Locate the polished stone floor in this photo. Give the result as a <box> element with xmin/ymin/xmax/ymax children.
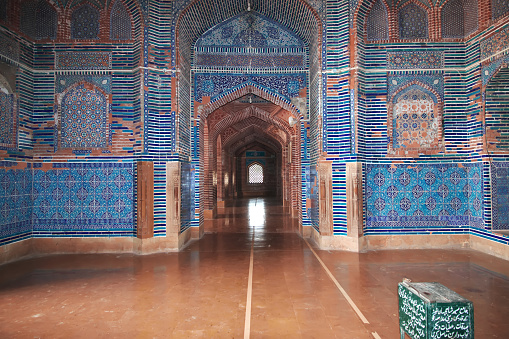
<box><xmin>1</xmin><ymin>197</ymin><xmax>509</xmax><ymax>338</ymax></box>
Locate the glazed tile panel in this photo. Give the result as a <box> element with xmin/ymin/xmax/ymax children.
<box><xmin>32</xmin><ymin>163</ymin><xmax>134</xmax><ymax>235</ymax></box>
<box><xmin>0</xmin><ymin>167</ymin><xmax>32</xmax><ymax>242</ymax></box>
<box><xmin>365</xmin><ymin>163</ymin><xmax>483</xmax><ymax>231</ymax></box>
<box><xmin>492</xmin><ymin>162</ymin><xmax>509</xmax><ymax>231</ymax></box>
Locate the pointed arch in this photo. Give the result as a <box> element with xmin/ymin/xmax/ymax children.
<box><xmin>398</xmin><ymin>2</ymin><xmax>429</xmax><ymax>39</ymax></box>
<box><xmin>199</xmin><ymin>83</ymin><xmax>302</xmax><ymax>121</ymax></box>
<box><xmin>366</xmin><ymin>0</ymin><xmax>390</xmax><ymax>41</ymax></box>
<box><xmin>59</xmin><ymin>82</ymin><xmax>109</xmax><ymax>149</ymax></box>
<box><xmin>71</xmin><ymin>3</ymin><xmax>100</xmax><ymax>39</ymax></box>
<box><xmin>110</xmin><ymin>0</ymin><xmax>132</xmax><ymax>40</ymax></box>
<box><xmin>441</xmin><ymin>0</ymin><xmax>464</xmax><ymax>38</ymax></box>
<box><xmin>388</xmin><ymin>82</ymin><xmax>443</xmax><ymax>155</ymax></box>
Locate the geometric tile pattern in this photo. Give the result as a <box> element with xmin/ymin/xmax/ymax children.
<box><xmin>0</xmin><ymin>33</ymin><xmax>19</xmax><ymax>62</ymax></box>
<box><xmin>20</xmin><ymin>1</ymin><xmax>38</xmax><ymax>39</ymax></box>
<box><xmin>366</xmin><ymin>0</ymin><xmax>389</xmax><ymax>41</ymax></box>
<box><xmin>392</xmin><ymin>88</ymin><xmax>439</xmax><ymax>150</ymax></box>
<box><xmin>491</xmin><ymin>162</ymin><xmax>509</xmax><ymax>230</ymax></box>
<box><xmin>492</xmin><ymin>0</ymin><xmax>509</xmax><ymax>21</ymax></box>
<box><xmin>20</xmin><ymin>0</ymin><xmax>57</xmax><ymax>40</ymax></box>
<box><xmin>463</xmin><ymin>0</ymin><xmax>478</xmax><ymax>37</ymax></box>
<box><xmin>180</xmin><ymin>162</ymin><xmax>196</xmax><ymax>231</ymax></box>
<box><xmin>398</xmin><ymin>3</ymin><xmax>428</xmax><ymax>39</ymax></box>
<box><xmin>56</xmin><ymin>75</ymin><xmax>111</xmax><ymax>94</ymax></box>
<box><xmin>366</xmin><ymin>163</ymin><xmax>483</xmax><ymax>229</ymax></box>
<box><xmin>194</xmin><ymin>73</ymin><xmax>307</xmax><ymax>103</ymax></box>
<box><xmin>387</xmin><ymin>51</ymin><xmax>444</xmax><ymax>69</ymax></box>
<box><xmin>60</xmin><ymin>84</ymin><xmax>108</xmax><ymax>149</ymax></box>
<box><xmin>480</xmin><ymin>26</ymin><xmax>509</xmax><ymax>60</ymax></box>
<box><xmin>56</xmin><ymin>52</ymin><xmax>112</xmax><ymax>70</ymax></box>
<box><xmin>35</xmin><ymin>0</ymin><xmax>58</xmax><ymax>40</ymax></box>
<box><xmin>0</xmin><ymin>90</ymin><xmax>15</xmax><ymax>147</ymax></box>
<box><xmin>110</xmin><ymin>0</ymin><xmax>132</xmax><ymax>40</ymax></box>
<box><xmin>441</xmin><ymin>0</ymin><xmax>464</xmax><ymax>39</ymax></box>
<box><xmin>195</xmin><ymin>11</ymin><xmax>306</xmax><ymax>68</ymax></box>
<box><xmin>71</xmin><ymin>4</ymin><xmax>99</xmax><ymax>39</ymax></box>
<box><xmin>0</xmin><ymin>167</ymin><xmax>32</xmax><ymax>242</ymax></box>
<box><xmin>32</xmin><ymin>163</ymin><xmax>134</xmax><ymax>232</ymax></box>
<box><xmin>387</xmin><ymin>73</ymin><xmax>444</xmax><ymax>101</ymax></box>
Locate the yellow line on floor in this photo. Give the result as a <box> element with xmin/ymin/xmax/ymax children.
<box><xmin>304</xmin><ymin>239</ymin><xmax>370</xmax><ymax>324</ymax></box>
<box><xmin>244</xmin><ymin>234</ymin><xmax>254</xmax><ymax>339</ymax></box>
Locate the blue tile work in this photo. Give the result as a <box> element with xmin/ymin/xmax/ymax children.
<box><xmin>491</xmin><ymin>162</ymin><xmax>509</xmax><ymax>230</ymax></box>
<box><xmin>398</xmin><ymin>3</ymin><xmax>428</xmax><ymax>39</ymax></box>
<box><xmin>194</xmin><ymin>73</ymin><xmax>307</xmax><ymax>103</ymax></box>
<box><xmin>0</xmin><ymin>164</ymin><xmax>33</xmax><ymax>245</ymax></box>
<box><xmin>56</xmin><ymin>52</ymin><xmax>112</xmax><ymax>70</ymax></box>
<box><xmin>365</xmin><ymin>163</ymin><xmax>483</xmax><ymax>234</ymax></box>
<box><xmin>387</xmin><ymin>51</ymin><xmax>444</xmax><ymax>69</ymax></box>
<box><xmin>332</xmin><ymin>161</ymin><xmax>347</xmax><ymax>235</ymax></box>
<box><xmin>194</xmin><ymin>11</ymin><xmax>306</xmax><ymax>68</ymax></box>
<box><xmin>153</xmin><ymin>162</ymin><xmax>167</xmax><ymax>237</ymax></box>
<box><xmin>32</xmin><ymin>163</ymin><xmax>135</xmax><ymax>237</ymax></box>
<box><xmin>71</xmin><ymin>4</ymin><xmax>100</xmax><ymax>40</ymax></box>
<box><xmin>307</xmin><ymin>165</ymin><xmax>319</xmax><ymax>231</ymax></box>
<box><xmin>0</xmin><ymin>89</ymin><xmax>17</xmax><ymax>149</ymax></box>
<box><xmin>60</xmin><ymin>84</ymin><xmax>109</xmax><ymax>149</ymax></box>
<box><xmin>492</xmin><ymin>0</ymin><xmax>509</xmax><ymax>21</ymax></box>
<box><xmin>181</xmin><ymin>161</ymin><xmax>196</xmax><ymax>232</ymax></box>
<box><xmin>480</xmin><ymin>25</ymin><xmax>509</xmax><ymax>61</ymax></box>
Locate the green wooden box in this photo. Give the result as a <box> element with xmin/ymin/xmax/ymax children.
<box><xmin>398</xmin><ymin>281</ymin><xmax>474</xmax><ymax>339</ymax></box>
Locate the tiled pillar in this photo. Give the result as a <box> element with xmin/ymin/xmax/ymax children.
<box><xmin>346</xmin><ymin>162</ymin><xmax>363</xmax><ymax>239</ymax></box>
<box><xmin>318</xmin><ymin>160</ymin><xmax>333</xmax><ymax>236</ymax></box>
<box><xmin>166</xmin><ymin>162</ymin><xmax>181</xmax><ymax>237</ymax></box>
<box><xmin>137</xmin><ymin>161</ymin><xmax>154</xmax><ymax>239</ymax></box>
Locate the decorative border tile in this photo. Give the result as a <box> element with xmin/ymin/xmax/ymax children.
<box><xmin>56</xmin><ymin>52</ymin><xmax>112</xmax><ymax>70</ymax></box>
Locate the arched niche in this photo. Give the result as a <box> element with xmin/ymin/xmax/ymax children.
<box><xmin>388</xmin><ymin>83</ymin><xmax>443</xmax><ymax>156</ymax></box>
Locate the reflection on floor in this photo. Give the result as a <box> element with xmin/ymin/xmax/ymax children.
<box><xmin>0</xmin><ymin>198</ymin><xmax>508</xmax><ymax>338</ymax></box>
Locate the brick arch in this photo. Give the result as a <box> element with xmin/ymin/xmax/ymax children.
<box><xmin>199</xmin><ymin>83</ymin><xmax>303</xmax><ymax>122</ymax></box>
<box><xmin>210</xmin><ymin>106</ymin><xmax>293</xmax><ymax>142</ymax></box>
<box><xmin>387</xmin><ymin>82</ymin><xmax>444</xmax><ymax>156</ymax></box>
<box><xmin>222</xmin><ymin>124</ymin><xmax>287</xmax><ymax>152</ymax></box>
<box><xmin>227</xmin><ymin>134</ymin><xmax>282</xmax><ymax>156</ymax></box>
<box><xmin>200</xmin><ymin>89</ymin><xmax>302</xmax><ymax>219</ymax></box>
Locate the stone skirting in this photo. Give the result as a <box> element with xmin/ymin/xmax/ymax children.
<box><xmin>310</xmin><ymin>227</ymin><xmax>509</xmax><ymax>261</ymax></box>
<box><xmin>2</xmin><ymin>229</ymin><xmax>509</xmax><ymax>266</ymax></box>
<box><xmin>0</xmin><ymin>228</ymin><xmax>193</xmax><ymax>266</ymax></box>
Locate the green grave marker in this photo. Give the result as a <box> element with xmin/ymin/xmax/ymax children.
<box><xmin>398</xmin><ymin>281</ymin><xmax>474</xmax><ymax>339</ymax></box>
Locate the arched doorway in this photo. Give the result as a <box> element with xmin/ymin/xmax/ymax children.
<box><xmin>199</xmin><ymin>88</ymin><xmax>302</xmax><ymax>225</ymax></box>
<box><xmin>175</xmin><ymin>1</ymin><xmax>323</xmax><ymax>236</ymax></box>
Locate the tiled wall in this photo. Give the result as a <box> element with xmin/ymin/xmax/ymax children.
<box><xmin>365</xmin><ymin>163</ymin><xmax>483</xmax><ymax>234</ymax></box>
<box><xmin>0</xmin><ymin>0</ymin><xmax>508</xmax><ymax>255</ymax></box>
<box><xmin>491</xmin><ymin>162</ymin><xmax>509</xmax><ymax>231</ymax></box>
<box><xmin>0</xmin><ymin>163</ymin><xmax>32</xmax><ymax>245</ymax></box>
<box><xmin>32</xmin><ymin>163</ymin><xmax>135</xmax><ymax>237</ymax></box>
